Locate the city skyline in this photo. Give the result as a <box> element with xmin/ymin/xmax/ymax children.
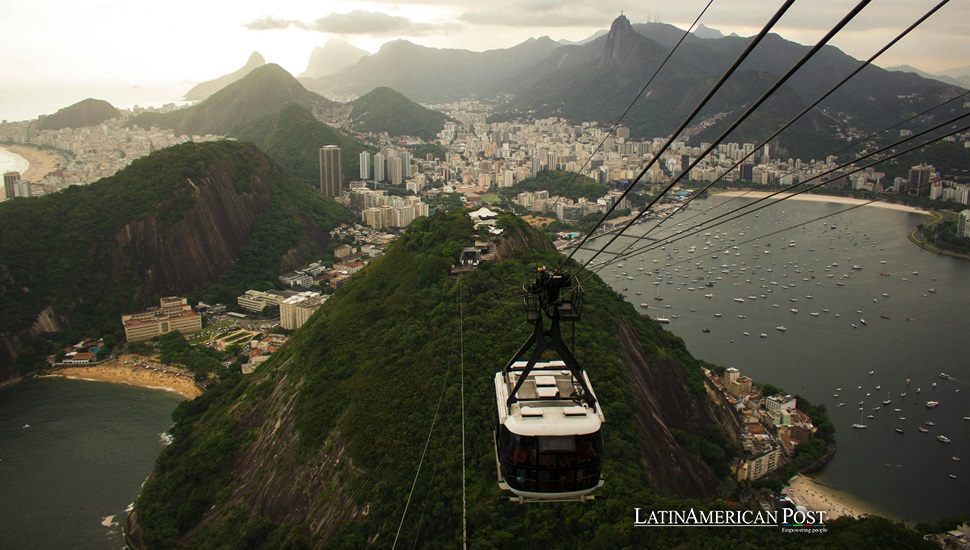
<box><xmin>1</xmin><ymin>1</ymin><xmax>969</xmax><ymax>122</ymax></box>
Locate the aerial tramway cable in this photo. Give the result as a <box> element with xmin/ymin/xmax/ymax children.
<box><xmin>543</xmin><ymin>0</ymin><xmax>716</xmax><ymax>213</ymax></box>
<box><xmin>561</xmin><ymin>0</ymin><xmax>797</xmax><ymax>272</ymax></box>
<box><xmin>573</xmin><ymin>0</ymin><xmax>871</xmax><ymax>275</ymax></box>
<box><xmin>579</xmin><ymin>117</ymin><xmax>970</xmax><ymax>276</ymax></box>
<box><xmin>593</xmin><ymin>0</ymin><xmax>949</xmax><ymax>268</ymax></box>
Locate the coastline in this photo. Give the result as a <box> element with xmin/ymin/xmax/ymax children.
<box><xmin>712</xmin><ymin>190</ymin><xmax>930</xmax><ymax>215</ymax></box>
<box><xmin>0</xmin><ymin>144</ymin><xmax>59</xmax><ymax>181</ymax></box>
<box><xmin>45</xmin><ymin>354</ymin><xmax>202</xmax><ymax>399</ymax></box>
<box><xmin>783</xmin><ymin>474</ymin><xmax>898</xmax><ymax>522</ymax></box>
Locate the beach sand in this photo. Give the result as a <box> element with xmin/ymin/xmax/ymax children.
<box><xmin>714</xmin><ymin>190</ymin><xmax>929</xmax><ymax>215</ymax></box>
<box><xmin>1</xmin><ymin>144</ymin><xmax>59</xmax><ymax>181</ymax></box>
<box><xmin>783</xmin><ymin>474</ymin><xmax>893</xmax><ymax>521</ymax></box>
<box><xmin>51</xmin><ymin>354</ymin><xmax>202</xmax><ymax>399</ymax></box>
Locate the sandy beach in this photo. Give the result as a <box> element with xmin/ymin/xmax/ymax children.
<box><xmin>50</xmin><ymin>354</ymin><xmax>202</xmax><ymax>399</ymax></box>
<box><xmin>1</xmin><ymin>144</ymin><xmax>59</xmax><ymax>181</ymax></box>
<box><xmin>714</xmin><ymin>190</ymin><xmax>929</xmax><ymax>215</ymax></box>
<box><xmin>783</xmin><ymin>474</ymin><xmax>893</xmax><ymax>521</ymax></box>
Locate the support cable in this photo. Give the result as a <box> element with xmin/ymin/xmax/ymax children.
<box><xmin>578</xmin><ymin>116</ymin><xmax>970</xmax><ymax>278</ymax></box>
<box><xmin>601</xmin><ymin>0</ymin><xmax>946</xmax><ymax>265</ymax></box>
<box><xmin>562</xmin><ymin>0</ymin><xmax>797</xmax><ymax>270</ymax></box>
<box><xmin>575</xmin><ymin>0</ymin><xmax>870</xmax><ymax>275</ymax></box>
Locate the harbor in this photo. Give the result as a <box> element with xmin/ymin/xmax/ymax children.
<box><xmin>576</xmin><ymin>194</ymin><xmax>970</xmax><ymax>522</ymax></box>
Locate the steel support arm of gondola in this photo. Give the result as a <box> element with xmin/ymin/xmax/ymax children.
<box><xmin>503</xmin><ymin>313</ymin><xmax>597</xmax><ymax>409</ymax></box>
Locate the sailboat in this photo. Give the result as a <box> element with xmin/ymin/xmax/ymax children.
<box><xmin>879</xmin><ymin>260</ymin><xmax>889</xmax><ymax>277</ymax></box>
<box><xmin>852</xmin><ymin>410</ymin><xmax>867</xmax><ymax>429</ymax></box>
<box><xmin>883</xmin><ymin>388</ymin><xmax>891</xmax><ymax>406</ymax></box>
<box><xmin>653</xmin><ymin>286</ymin><xmax>663</xmax><ymax>301</ymax></box>
<box><xmin>895</xmin><ymin>417</ymin><xmax>904</xmax><ymax>434</ymax></box>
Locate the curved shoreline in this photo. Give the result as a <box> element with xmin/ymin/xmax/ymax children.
<box><xmin>0</xmin><ymin>144</ymin><xmax>60</xmax><ymax>181</ymax></box>
<box><xmin>712</xmin><ymin>190</ymin><xmax>930</xmax><ymax>215</ymax></box>
<box><xmin>44</xmin><ymin>354</ymin><xmax>202</xmax><ymax>399</ymax></box>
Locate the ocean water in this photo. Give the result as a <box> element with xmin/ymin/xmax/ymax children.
<box><xmin>0</xmin><ymin>81</ymin><xmax>191</xmax><ymax>123</ymax></box>
<box><xmin>0</xmin><ymin>147</ymin><xmax>29</xmax><ymax>176</ymax></box>
<box><xmin>577</xmin><ymin>195</ymin><xmax>970</xmax><ymax>522</ymax></box>
<box><xmin>0</xmin><ymin>378</ymin><xmax>182</xmax><ymax>549</ymax></box>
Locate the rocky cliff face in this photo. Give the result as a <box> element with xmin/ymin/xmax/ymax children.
<box><xmin>617</xmin><ymin>319</ymin><xmax>742</xmax><ymax>497</ymax></box>
<box><xmin>105</xmin><ymin>156</ymin><xmax>274</xmax><ymax>303</ymax></box>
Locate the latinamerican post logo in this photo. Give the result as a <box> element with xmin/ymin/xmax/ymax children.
<box><xmin>634</xmin><ymin>508</ymin><xmax>828</xmax><ymax>533</ymax></box>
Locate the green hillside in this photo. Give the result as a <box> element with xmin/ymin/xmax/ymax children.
<box><xmin>0</xmin><ymin>140</ymin><xmax>353</xmax><ymax>374</ymax></box>
<box><xmin>348</xmin><ymin>86</ymin><xmax>452</xmax><ymax>141</ymax></box>
<box><xmin>231</xmin><ymin>103</ymin><xmax>372</xmax><ymax>186</ymax></box>
<box><xmin>130</xmin><ymin>64</ymin><xmax>338</xmax><ymax>136</ymax></box>
<box><xmin>132</xmin><ymin>211</ymin><xmax>929</xmax><ymax>549</ymax></box>
<box><xmin>37</xmin><ymin>98</ymin><xmax>121</xmax><ymax>129</ymax></box>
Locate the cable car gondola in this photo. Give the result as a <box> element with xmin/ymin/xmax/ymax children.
<box><xmin>494</xmin><ymin>267</ymin><xmax>605</xmax><ymax>502</ymax></box>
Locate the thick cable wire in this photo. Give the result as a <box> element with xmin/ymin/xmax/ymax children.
<box><xmin>603</xmin><ymin>0</ymin><xmax>948</xmax><ymax>264</ymax></box>
<box><xmin>572</xmin><ymin>167</ymin><xmax>964</xmax><ymax>301</ymax></box>
<box><xmin>577</xmin><ymin>0</ymin><xmax>871</xmax><ymax>275</ymax></box>
<box><xmin>579</xmin><ymin>118</ymin><xmax>970</xmax><ymax>278</ymax></box>
<box><xmin>562</xmin><ymin>0</ymin><xmax>796</xmax><ymax>271</ymax></box>
<box><xmin>540</xmin><ymin>0</ymin><xmax>717</xmax><ymax>213</ymax></box>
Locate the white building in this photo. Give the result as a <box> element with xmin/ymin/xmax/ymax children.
<box><xmin>279</xmin><ymin>292</ymin><xmax>328</xmax><ymax>330</ymax></box>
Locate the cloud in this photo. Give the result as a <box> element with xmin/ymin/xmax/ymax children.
<box><xmin>308</xmin><ymin>10</ymin><xmax>436</xmax><ymax>34</ymax></box>
<box><xmin>461</xmin><ymin>0</ymin><xmax>625</xmax><ymax>27</ymax></box>
<box><xmin>243</xmin><ymin>16</ymin><xmax>300</xmax><ymax>31</ymax></box>
<box><xmin>244</xmin><ymin>10</ymin><xmax>438</xmax><ymax>36</ymax></box>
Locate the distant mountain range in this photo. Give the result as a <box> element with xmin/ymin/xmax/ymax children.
<box><xmin>491</xmin><ymin>15</ymin><xmax>967</xmax><ymax>160</ymax></box>
<box><xmin>302</xmin><ymin>36</ymin><xmax>563</xmax><ymax>103</ymax></box>
<box><xmin>885</xmin><ymin>64</ymin><xmax>970</xmax><ymax>89</ymax></box>
<box><xmin>299</xmin><ymin>39</ymin><xmax>370</xmax><ymax>80</ymax></box>
<box><xmin>27</xmin><ymin>14</ymin><xmax>970</xmax><ymax>165</ymax></box>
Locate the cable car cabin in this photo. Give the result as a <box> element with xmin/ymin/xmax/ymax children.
<box><xmin>494</xmin><ymin>360</ymin><xmax>605</xmax><ymax>501</ymax></box>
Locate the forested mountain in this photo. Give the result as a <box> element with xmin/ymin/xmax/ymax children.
<box><xmin>347</xmin><ymin>87</ymin><xmax>453</xmax><ymax>141</ymax></box>
<box><xmin>37</xmin><ymin>98</ymin><xmax>121</xmax><ymax>130</ymax></box>
<box><xmin>128</xmin><ymin>210</ymin><xmax>925</xmax><ymax>549</ymax></box>
<box><xmin>130</xmin><ymin>64</ymin><xmax>338</xmax><ymax>137</ymax></box>
<box><xmin>496</xmin><ymin>15</ymin><xmax>966</xmax><ymax>161</ymax></box>
<box><xmin>0</xmin><ymin>140</ymin><xmax>353</xmax><ymax>379</ymax></box>
<box><xmin>183</xmin><ymin>52</ymin><xmax>267</xmax><ymax>102</ymax></box>
<box><xmin>232</xmin><ymin>103</ymin><xmax>373</xmax><ymax>185</ymax></box>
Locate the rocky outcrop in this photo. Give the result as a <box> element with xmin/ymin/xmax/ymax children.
<box><xmin>617</xmin><ymin>318</ymin><xmax>741</xmax><ymax>497</ymax></box>
<box><xmin>105</xmin><ymin>156</ymin><xmax>275</xmax><ymax>302</ymax></box>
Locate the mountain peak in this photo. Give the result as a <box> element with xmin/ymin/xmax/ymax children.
<box><xmin>601</xmin><ymin>14</ymin><xmax>640</xmax><ymax>67</ymax></box>
<box><xmin>611</xmin><ymin>14</ymin><xmax>632</xmax><ymax>30</ymax></box>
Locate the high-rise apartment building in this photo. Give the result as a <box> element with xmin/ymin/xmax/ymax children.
<box><xmin>359</xmin><ymin>151</ymin><xmax>371</xmax><ymax>180</ymax></box>
<box><xmin>374</xmin><ymin>153</ymin><xmax>386</xmax><ymax>182</ymax></box>
<box><xmin>4</xmin><ymin>171</ymin><xmax>21</xmax><ymax>200</ymax></box>
<box><xmin>319</xmin><ymin>145</ymin><xmax>343</xmax><ymax>197</ymax></box>
<box><xmin>908</xmin><ymin>164</ymin><xmax>933</xmax><ymax>197</ymax></box>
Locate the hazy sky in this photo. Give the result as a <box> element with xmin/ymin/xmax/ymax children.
<box><xmin>1</xmin><ymin>0</ymin><xmax>968</xmax><ymax>119</ymax></box>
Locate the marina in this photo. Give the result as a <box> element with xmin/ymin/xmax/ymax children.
<box><xmin>576</xmin><ymin>195</ymin><xmax>970</xmax><ymax>522</ymax></box>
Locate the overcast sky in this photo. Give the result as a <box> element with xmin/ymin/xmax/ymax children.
<box><xmin>1</xmin><ymin>0</ymin><xmax>968</xmax><ymax>119</ymax></box>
